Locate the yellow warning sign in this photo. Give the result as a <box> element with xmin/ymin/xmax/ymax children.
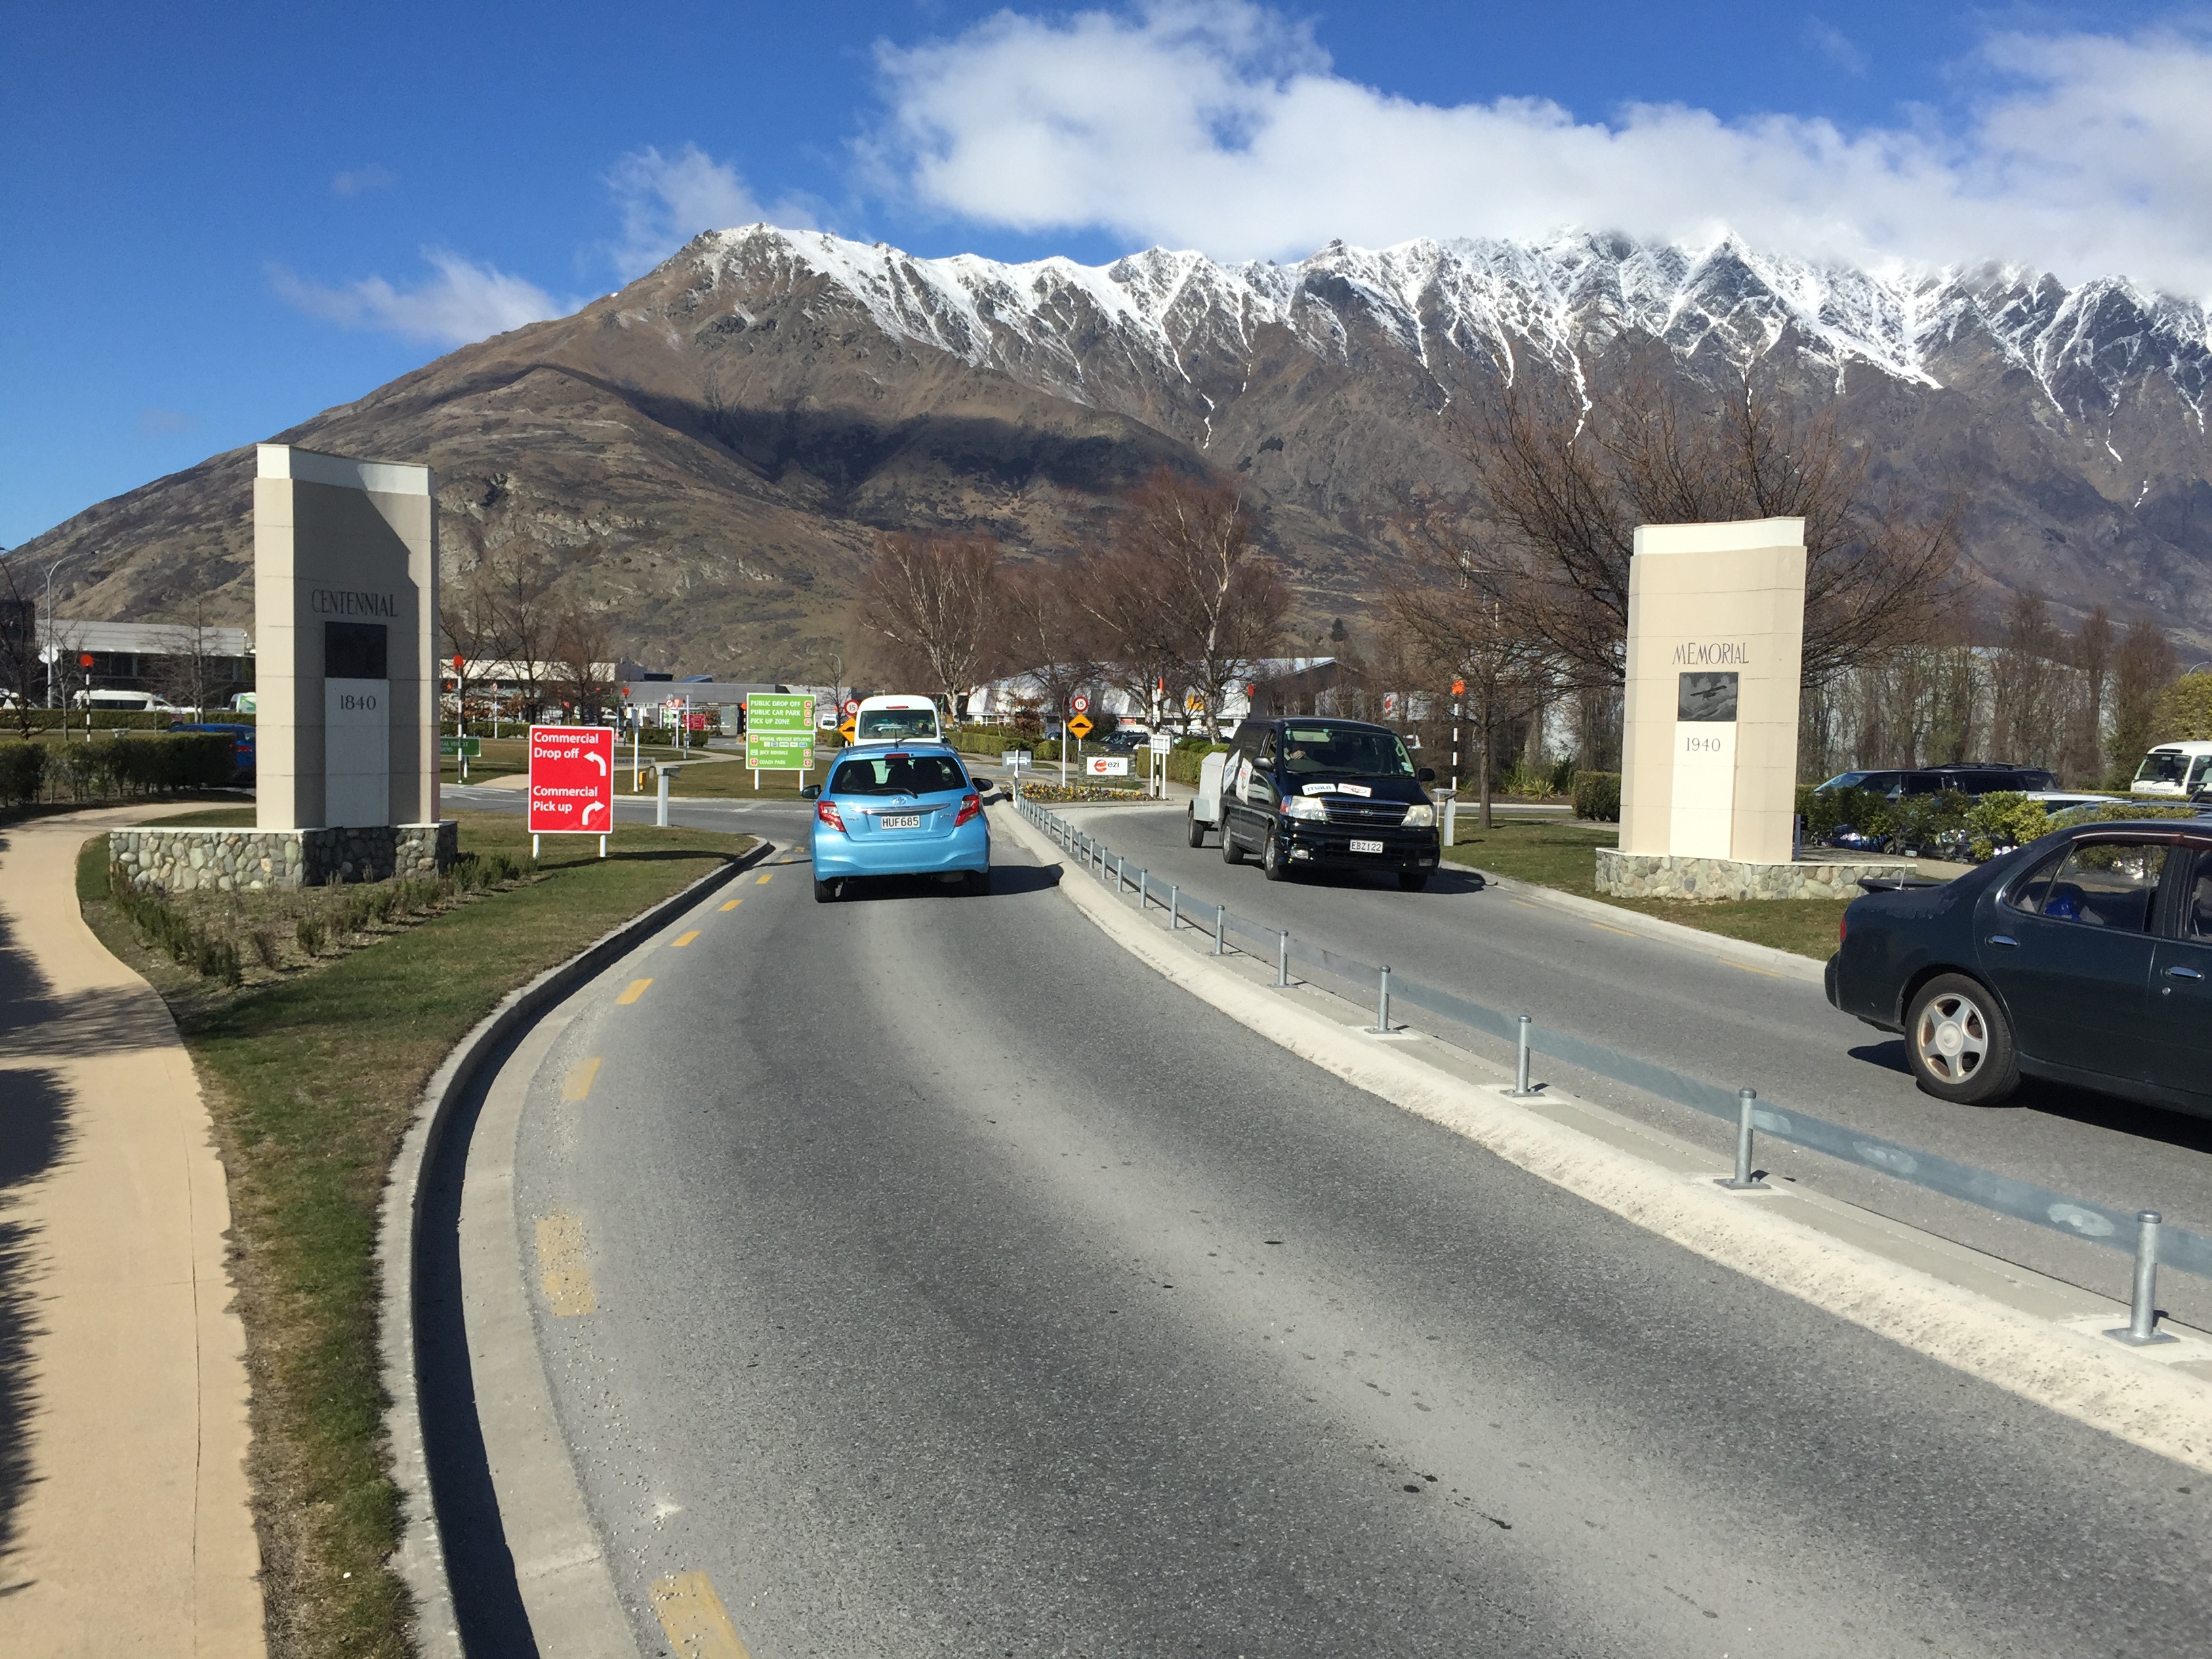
<box><xmin>838</xmin><ymin>717</ymin><xmax>857</xmax><ymax>741</ymax></box>
<box><xmin>1066</xmin><ymin>714</ymin><xmax>1094</xmax><ymax>739</ymax></box>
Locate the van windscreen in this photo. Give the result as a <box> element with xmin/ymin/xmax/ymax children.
<box><xmin>857</xmin><ymin>708</ymin><xmax>939</xmax><ymax>741</ymax></box>
<box><xmin>1277</xmin><ymin>726</ymin><xmax>1414</xmax><ymax>778</ymax></box>
<box><xmin>2137</xmin><ymin>751</ymin><xmax>2193</xmax><ymax>786</ymax></box>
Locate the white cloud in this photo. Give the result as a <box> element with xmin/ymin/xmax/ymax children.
<box><xmin>605</xmin><ymin>143</ymin><xmax>815</xmax><ymax>278</ymax></box>
<box><xmin>270</xmin><ymin>249</ymin><xmax>577</xmax><ymax>346</ymax></box>
<box><xmin>872</xmin><ymin>3</ymin><xmax>2212</xmax><ymax>297</ymax></box>
<box><xmin>136</xmin><ymin>407</ymin><xmax>201</xmax><ymax>439</ymax></box>
<box><xmin>331</xmin><ymin>164</ymin><xmax>396</xmax><ymax>197</ymax></box>
<box><xmin>1803</xmin><ymin>20</ymin><xmax>1868</xmax><ymax>77</ymax></box>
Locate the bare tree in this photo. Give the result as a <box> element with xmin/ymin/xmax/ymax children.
<box><xmin>855</xmin><ymin>533</ymin><xmax>1003</xmax><ymax>720</ymax></box>
<box><xmin>2108</xmin><ymin>619</ymin><xmax>2179</xmax><ymax>786</ymax></box>
<box><xmin>1095</xmin><ymin>468</ymin><xmax>1288</xmax><ymax>732</ymax></box>
<box><xmin>1465</xmin><ymin>372</ymin><xmax>1965</xmax><ymax>691</ymax></box>
<box><xmin>0</xmin><ymin>556</ymin><xmax>42</xmax><ymax>737</ymax></box>
<box><xmin>1986</xmin><ymin>592</ymin><xmax>2066</xmax><ymax>769</ymax></box>
<box><xmin>2068</xmin><ymin>606</ymin><xmax>2114</xmax><ymax>785</ymax></box>
<box><xmin>998</xmin><ymin>562</ymin><xmax>1103</xmax><ymax>732</ymax></box>
<box><xmin>549</xmin><ymin>605</ymin><xmax>616</xmax><ymax>722</ymax></box>
<box><xmin>490</xmin><ymin>544</ymin><xmax>558</xmax><ymax>721</ymax></box>
<box><xmin>1382</xmin><ymin>518</ymin><xmax>1569</xmax><ymax>828</ymax></box>
<box><xmin>149</xmin><ymin>594</ymin><xmax>229</xmax><ymax>716</ymax></box>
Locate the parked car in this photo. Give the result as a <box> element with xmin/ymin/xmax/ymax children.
<box><xmin>802</xmin><ymin>741</ymin><xmax>989</xmax><ymax>901</ymax></box>
<box><xmin>1192</xmin><ymin>716</ymin><xmax>1441</xmax><ymax>889</ymax></box>
<box><xmin>1827</xmin><ymin>817</ymin><xmax>2212</xmax><ymax>1111</ymax></box>
<box><xmin>1813</xmin><ymin>765</ymin><xmax>2056</xmax><ymax>798</ymax></box>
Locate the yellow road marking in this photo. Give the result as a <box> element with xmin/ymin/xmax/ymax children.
<box><xmin>651</xmin><ymin>1571</ymin><xmax>752</xmax><ymax>1658</ymax></box>
<box><xmin>560</xmin><ymin>1058</ymin><xmax>601</xmax><ymax>1101</ymax></box>
<box><xmin>719</xmin><ymin>897</ymin><xmax>743</xmax><ymax>911</ymax></box>
<box><xmin>616</xmin><ymin>978</ymin><xmax>653</xmax><ymax>1004</ymax></box>
<box><xmin>756</xmin><ymin>870</ymin><xmax>774</xmax><ymax>884</ymax></box>
<box><xmin>1718</xmin><ymin>957</ymin><xmax>1783</xmax><ymax>977</ymax></box>
<box><xmin>672</xmin><ymin>930</ymin><xmax>701</xmax><ymax>947</ymax></box>
<box><xmin>535</xmin><ymin>1214</ymin><xmax>596</xmax><ymax>1317</ymax></box>
<box><xmin>1511</xmin><ymin>899</ymin><xmax>1541</xmax><ymax>911</ymax></box>
<box><xmin>1589</xmin><ymin>921</ymin><xmax>1639</xmax><ymax>937</ymax></box>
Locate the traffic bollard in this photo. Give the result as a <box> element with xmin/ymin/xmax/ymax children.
<box><xmin>1169</xmin><ymin>884</ymin><xmax>1179</xmax><ymax>929</ymax></box>
<box><xmin>1719</xmin><ymin>1088</ymin><xmax>1766</xmax><ymax>1189</ymax></box>
<box><xmin>2108</xmin><ymin>1212</ymin><xmax>2177</xmax><ymax>1345</ymax></box>
<box><xmin>1138</xmin><ymin>869</ymin><xmax>1147</xmax><ymax>910</ymax></box>
<box><xmin>1277</xmin><ymin>930</ymin><xmax>1289</xmax><ymax>987</ymax></box>
<box><xmin>1212</xmin><ymin>905</ymin><xmax>1225</xmax><ymax>956</ymax></box>
<box><xmin>1509</xmin><ymin>1014</ymin><xmax>1538</xmax><ymax>1097</ymax></box>
<box><xmin>656</xmin><ymin>766</ymin><xmax>672</xmax><ymax>827</ymax></box>
<box><xmin>1373</xmin><ymin>966</ymin><xmax>1391</xmax><ymax>1033</ymax></box>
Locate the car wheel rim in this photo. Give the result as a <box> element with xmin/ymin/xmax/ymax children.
<box><xmin>1914</xmin><ymin>992</ymin><xmax>1990</xmax><ymax>1082</ymax></box>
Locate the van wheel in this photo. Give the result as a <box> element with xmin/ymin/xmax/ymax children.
<box><xmin>1262</xmin><ymin>830</ymin><xmax>1290</xmax><ymax>882</ymax></box>
<box><xmin>1223</xmin><ymin>826</ymin><xmax>1246</xmax><ymax>865</ymax></box>
<box><xmin>1905</xmin><ymin>974</ymin><xmax>2020</xmax><ymax>1104</ymax></box>
<box><xmin>1185</xmin><ymin>807</ymin><xmax>1207</xmax><ymax>848</ymax></box>
<box><xmin>813</xmin><ymin>878</ymin><xmax>840</xmax><ymax>904</ymax></box>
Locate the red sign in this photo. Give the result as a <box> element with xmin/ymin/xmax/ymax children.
<box><xmin>1070</xmin><ymin>694</ymin><xmax>1090</xmax><ymax>714</ymax></box>
<box><xmin>78</xmin><ymin>652</ymin><xmax>94</xmax><ymax>668</ymax></box>
<box><xmin>843</xmin><ymin>698</ymin><xmax>859</xmax><ymax>716</ymax></box>
<box><xmin>453</xmin><ymin>655</ymin><xmax>465</xmax><ymax>671</ymax></box>
<box><xmin>528</xmin><ymin>725</ymin><xmax>615</xmax><ymax>834</ymax></box>
<box><xmin>685</xmin><ymin>711</ymin><xmax>711</xmax><ymax>732</ymax></box>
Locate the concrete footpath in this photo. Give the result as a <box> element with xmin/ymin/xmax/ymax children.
<box><xmin>0</xmin><ymin>807</ymin><xmax>264</xmax><ymax>1656</ymax></box>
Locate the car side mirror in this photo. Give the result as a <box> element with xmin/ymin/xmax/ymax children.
<box><xmin>800</xmin><ymin>784</ymin><xmax>821</xmax><ymax>800</ymax></box>
<box><xmin>1417</xmin><ymin>767</ymin><xmax>1436</xmax><ymax>783</ymax></box>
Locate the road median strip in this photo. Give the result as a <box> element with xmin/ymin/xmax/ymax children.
<box><xmin>998</xmin><ymin>799</ymin><xmax>2212</xmax><ymax>1473</ymax></box>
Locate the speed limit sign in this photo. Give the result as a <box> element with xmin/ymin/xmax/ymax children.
<box><xmin>1071</xmin><ymin>694</ymin><xmax>1090</xmax><ymax>714</ymax></box>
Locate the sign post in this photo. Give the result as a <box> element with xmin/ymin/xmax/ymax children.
<box><xmin>744</xmin><ymin>692</ymin><xmax>817</xmax><ymax>790</ymax></box>
<box><xmin>528</xmin><ymin>724</ymin><xmax>615</xmax><ymax>858</ymax></box>
<box><xmin>1149</xmin><ymin>730</ymin><xmax>1172</xmax><ymax>798</ymax></box>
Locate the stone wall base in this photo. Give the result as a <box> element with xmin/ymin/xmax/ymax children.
<box><xmin>1594</xmin><ymin>846</ymin><xmax>1915</xmax><ymax>901</ymax></box>
<box><xmin>109</xmin><ymin>821</ymin><xmax>459</xmax><ymax>895</ymax></box>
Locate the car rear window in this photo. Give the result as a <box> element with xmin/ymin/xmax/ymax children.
<box><xmin>830</xmin><ymin>754</ymin><xmax>969</xmax><ymax>796</ymax></box>
<box><xmin>2039</xmin><ymin>840</ymin><xmax>2169</xmax><ymax>933</ymax></box>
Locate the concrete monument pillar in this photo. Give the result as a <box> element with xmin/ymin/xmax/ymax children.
<box><xmin>253</xmin><ymin>444</ymin><xmax>439</xmax><ymax>832</ymax></box>
<box><xmin>1597</xmin><ymin>516</ymin><xmax>1907</xmax><ymax>901</ymax></box>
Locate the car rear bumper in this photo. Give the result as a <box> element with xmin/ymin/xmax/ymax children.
<box><xmin>812</xmin><ymin>821</ymin><xmax>989</xmax><ymax>879</ymax></box>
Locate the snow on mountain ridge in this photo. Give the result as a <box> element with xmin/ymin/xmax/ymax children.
<box><xmin>688</xmin><ymin>224</ymin><xmax>2211</xmax><ymax>426</ymax></box>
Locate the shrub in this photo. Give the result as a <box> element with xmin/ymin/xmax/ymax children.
<box><xmin>1572</xmin><ymin>771</ymin><xmax>1620</xmax><ymax>822</ymax></box>
<box><xmin>249</xmin><ymin>928</ymin><xmax>281</xmax><ymax>969</ymax></box>
<box><xmin>2152</xmin><ymin>672</ymin><xmax>2212</xmax><ymax>743</ymax></box>
<box><xmin>0</xmin><ymin>742</ymin><xmax>45</xmax><ymax>805</ymax></box>
<box><xmin>295</xmin><ymin>916</ymin><xmax>326</xmax><ymax>957</ymax></box>
<box><xmin>1964</xmin><ymin>792</ymin><xmax>2051</xmax><ymax>861</ymax></box>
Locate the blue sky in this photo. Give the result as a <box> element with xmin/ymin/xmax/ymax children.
<box><xmin>4</xmin><ymin>1</ymin><xmax>2205</xmax><ymax>552</ymax></box>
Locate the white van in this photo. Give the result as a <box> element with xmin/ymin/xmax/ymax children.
<box><xmin>851</xmin><ymin>694</ymin><xmax>943</xmax><ymax>745</ymax></box>
<box><xmin>72</xmin><ymin>688</ymin><xmax>180</xmax><ymax>713</ymax></box>
<box><xmin>2132</xmin><ymin>741</ymin><xmax>2212</xmax><ymax>798</ymax></box>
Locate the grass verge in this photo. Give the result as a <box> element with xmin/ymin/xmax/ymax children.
<box><xmin>80</xmin><ymin>810</ymin><xmax>756</xmax><ymax>1658</ymax></box>
<box><xmin>1443</xmin><ymin>819</ymin><xmax>1850</xmax><ymax>961</ymax></box>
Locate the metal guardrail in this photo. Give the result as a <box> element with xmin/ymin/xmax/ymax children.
<box><xmin>1014</xmin><ymin>792</ymin><xmax>2211</xmax><ymax>1336</ymax></box>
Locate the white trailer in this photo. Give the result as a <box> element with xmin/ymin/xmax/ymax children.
<box><xmin>1184</xmin><ymin>748</ymin><xmax>1231</xmax><ymax>846</ymax></box>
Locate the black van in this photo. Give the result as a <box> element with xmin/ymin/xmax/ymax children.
<box><xmin>1214</xmin><ymin>717</ymin><xmax>1441</xmax><ymax>889</ymax></box>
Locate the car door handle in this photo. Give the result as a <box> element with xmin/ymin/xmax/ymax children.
<box><xmin>1988</xmin><ymin>934</ymin><xmax>2018</xmax><ymax>949</ymax></box>
<box><xmin>2169</xmin><ymin>965</ymin><xmax>2206</xmax><ymax>981</ymax></box>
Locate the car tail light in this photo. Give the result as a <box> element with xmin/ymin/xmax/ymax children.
<box><xmin>1839</xmin><ymin>914</ymin><xmax>1848</xmax><ymax>944</ymax></box>
<box><xmin>816</xmin><ymin>798</ymin><xmax>847</xmax><ymax>833</ymax></box>
<box><xmin>954</xmin><ymin>792</ymin><xmax>982</xmax><ymax>827</ymax></box>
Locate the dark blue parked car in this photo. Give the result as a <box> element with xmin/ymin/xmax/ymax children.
<box><xmin>1828</xmin><ymin>817</ymin><xmax>2212</xmax><ymax>1111</ymax></box>
<box><xmin>169</xmin><ymin>721</ymin><xmax>256</xmax><ymax>784</ymax></box>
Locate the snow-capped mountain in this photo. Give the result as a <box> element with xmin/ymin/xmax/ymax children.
<box><xmin>674</xmin><ymin>224</ymin><xmax>2209</xmax><ymax>432</ymax></box>
<box><xmin>21</xmin><ymin>224</ymin><xmax>2212</xmax><ymax>674</ymax></box>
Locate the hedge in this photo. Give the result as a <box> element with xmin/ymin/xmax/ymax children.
<box><xmin>8</xmin><ymin>709</ymin><xmax>251</xmax><ymax>731</ymax></box>
<box><xmin>5</xmin><ymin>733</ymin><xmax>237</xmax><ymax>804</ymax></box>
<box><xmin>0</xmin><ymin>743</ymin><xmax>46</xmax><ymax>804</ymax></box>
<box><xmin>1572</xmin><ymin>771</ymin><xmax>1621</xmax><ymax>821</ymax></box>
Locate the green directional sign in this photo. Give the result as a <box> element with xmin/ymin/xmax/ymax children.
<box><xmin>745</xmin><ymin>693</ymin><xmax>817</xmax><ymax>771</ymax></box>
<box><xmin>440</xmin><ymin>735</ymin><xmax>483</xmax><ymax>757</ymax></box>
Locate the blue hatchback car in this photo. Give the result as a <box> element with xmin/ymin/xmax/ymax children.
<box><xmin>803</xmin><ymin>742</ymin><xmax>989</xmax><ymax>901</ymax></box>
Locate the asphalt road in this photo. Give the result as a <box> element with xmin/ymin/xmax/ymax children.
<box><xmin>1069</xmin><ymin>801</ymin><xmax>2212</xmax><ymax>1322</ymax></box>
<box><xmin>497</xmin><ymin>815</ymin><xmax>2212</xmax><ymax>1658</ymax></box>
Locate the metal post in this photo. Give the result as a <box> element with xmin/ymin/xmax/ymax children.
<box><xmin>656</xmin><ymin>766</ymin><xmax>671</xmax><ymax>827</ymax></box>
<box><xmin>1509</xmin><ymin>1014</ymin><xmax>1538</xmax><ymax>1097</ymax></box>
<box><xmin>1372</xmin><ymin>965</ymin><xmax>1391</xmax><ymax>1033</ymax></box>
<box><xmin>1719</xmin><ymin>1088</ymin><xmax>1765</xmax><ymax>1189</ymax></box>
<box><xmin>1212</xmin><ymin>905</ymin><xmax>1225</xmax><ymax>956</ymax></box>
<box><xmin>1276</xmin><ymin>930</ymin><xmax>1289</xmax><ymax>987</ymax></box>
<box><xmin>2109</xmin><ymin>1212</ymin><xmax>2177</xmax><ymax>1345</ymax></box>
<box><xmin>1138</xmin><ymin>869</ymin><xmax>1148</xmax><ymax>910</ymax></box>
<box><xmin>1169</xmin><ymin>884</ymin><xmax>1179</xmax><ymax>929</ymax></box>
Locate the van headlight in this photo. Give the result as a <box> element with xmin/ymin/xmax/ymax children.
<box><xmin>1401</xmin><ymin>804</ymin><xmax>1436</xmax><ymax>827</ymax></box>
<box><xmin>1283</xmin><ymin>794</ymin><xmax>1328</xmax><ymax>821</ymax></box>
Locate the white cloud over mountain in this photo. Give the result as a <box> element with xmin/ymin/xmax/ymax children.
<box><xmin>605</xmin><ymin>143</ymin><xmax>817</xmax><ymax>279</ymax></box>
<box><xmin>872</xmin><ymin>1</ymin><xmax>2212</xmax><ymax>297</ymax></box>
<box><xmin>270</xmin><ymin>250</ymin><xmax>577</xmax><ymax>347</ymax></box>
